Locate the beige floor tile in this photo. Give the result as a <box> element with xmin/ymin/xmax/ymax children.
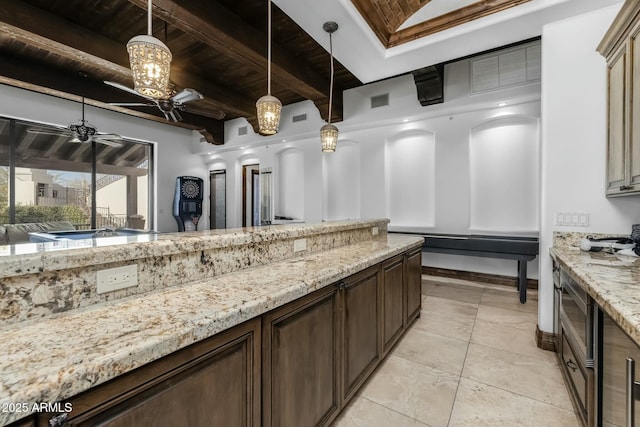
<box><xmin>448</xmin><ymin>378</ymin><xmax>580</xmax><ymax>427</ymax></box>
<box><xmin>470</xmin><ymin>318</ymin><xmax>541</xmax><ymax>358</ymax></box>
<box><xmin>331</xmin><ymin>396</ymin><xmax>430</xmax><ymax>427</ymax></box>
<box><xmin>423</xmin><ymin>282</ymin><xmax>484</xmax><ymax>304</ymax></box>
<box><xmin>461</xmin><ymin>343</ymin><xmax>573</xmax><ymax>411</ymax></box>
<box><xmin>416</xmin><ymin>296</ymin><xmax>477</xmax><ymax>342</ymax></box>
<box><xmin>475</xmin><ymin>304</ymin><xmax>538</xmax><ymax>330</ymax></box>
<box><xmin>480</xmin><ymin>287</ymin><xmax>539</xmax><ymax>314</ymax></box>
<box><xmin>360</xmin><ymin>355</ymin><xmax>459</xmax><ymax>427</ymax></box>
<box><xmin>392</xmin><ymin>326</ymin><xmax>469</xmax><ymax>376</ymax></box>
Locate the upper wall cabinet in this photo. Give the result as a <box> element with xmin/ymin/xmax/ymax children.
<box><xmin>598</xmin><ymin>0</ymin><xmax>640</xmax><ymax>197</ymax></box>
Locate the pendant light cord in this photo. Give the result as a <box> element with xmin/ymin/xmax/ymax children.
<box><xmin>328</xmin><ymin>31</ymin><xmax>334</xmax><ymax>125</ymax></box>
<box><xmin>267</xmin><ymin>0</ymin><xmax>272</xmax><ymax>95</ymax></box>
<box><xmin>147</xmin><ymin>0</ymin><xmax>152</xmax><ymax>36</ymax></box>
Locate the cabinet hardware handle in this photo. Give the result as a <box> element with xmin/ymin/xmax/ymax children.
<box><xmin>49</xmin><ymin>412</ymin><xmax>68</xmax><ymax>427</ymax></box>
<box><xmin>566</xmin><ymin>359</ymin><xmax>578</xmax><ymax>372</ymax></box>
<box><xmin>337</xmin><ymin>281</ymin><xmax>346</xmax><ymax>290</ymax></box>
<box><xmin>620</xmin><ymin>185</ymin><xmax>634</xmax><ymax>191</ymax></box>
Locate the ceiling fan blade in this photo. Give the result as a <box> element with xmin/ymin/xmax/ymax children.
<box><xmin>27</xmin><ymin>127</ymin><xmax>72</xmax><ymax>136</ymax></box>
<box><xmin>97</xmin><ymin>133</ymin><xmax>123</xmax><ymax>140</ymax></box>
<box><xmin>171</xmin><ymin>88</ymin><xmax>203</xmax><ymax>104</ymax></box>
<box><xmin>168</xmin><ymin>109</ymin><xmax>183</xmax><ymax>122</ymax></box>
<box><xmin>95</xmin><ymin>138</ymin><xmax>123</xmax><ymax>147</ymax></box>
<box><xmin>104</xmin><ymin>81</ymin><xmax>156</xmax><ymax>102</ymax></box>
<box><xmin>183</xmin><ymin>104</ymin><xmax>226</xmax><ymax>120</ymax></box>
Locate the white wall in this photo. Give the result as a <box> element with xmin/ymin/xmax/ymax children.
<box><xmin>0</xmin><ymin>84</ymin><xmax>209</xmax><ymax>232</ymax></box>
<box><xmin>205</xmin><ymin>46</ymin><xmax>542</xmax><ymax>280</ymax></box>
<box><xmin>539</xmin><ymin>2</ymin><xmax>640</xmax><ymax>332</ymax></box>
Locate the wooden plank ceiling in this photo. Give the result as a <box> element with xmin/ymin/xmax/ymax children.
<box><xmin>352</xmin><ymin>0</ymin><xmax>532</xmax><ymax>48</ymax></box>
<box><xmin>0</xmin><ymin>0</ymin><xmax>362</xmax><ymax>145</ymax></box>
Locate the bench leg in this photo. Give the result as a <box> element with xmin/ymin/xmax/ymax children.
<box><xmin>518</xmin><ymin>260</ymin><xmax>527</xmax><ymax>304</ymax></box>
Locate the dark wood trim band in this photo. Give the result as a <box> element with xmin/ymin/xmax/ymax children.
<box><xmin>421</xmin><ymin>266</ymin><xmax>538</xmax><ymax>289</ymax></box>
<box><xmin>536</xmin><ymin>324</ymin><xmax>556</xmax><ymax>352</ymax></box>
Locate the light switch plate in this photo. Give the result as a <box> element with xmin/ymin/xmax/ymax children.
<box><xmin>372</xmin><ymin>227</ymin><xmax>379</xmax><ymax>236</ymax></box>
<box><xmin>97</xmin><ymin>265</ymin><xmax>138</xmax><ymax>294</ymax></box>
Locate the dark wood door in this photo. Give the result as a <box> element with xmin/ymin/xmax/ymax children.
<box><xmin>262</xmin><ymin>285</ymin><xmax>340</xmax><ymax>427</ymax></box>
<box><xmin>342</xmin><ymin>265</ymin><xmax>380</xmax><ymax>402</ymax></box>
<box><xmin>405</xmin><ymin>248</ymin><xmax>422</xmax><ymax>324</ymax></box>
<box><xmin>382</xmin><ymin>254</ymin><xmax>405</xmax><ymax>354</ymax></box>
<box><xmin>45</xmin><ymin>319</ymin><xmax>261</xmax><ymax>427</ymax></box>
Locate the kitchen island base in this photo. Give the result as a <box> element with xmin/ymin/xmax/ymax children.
<box><xmin>12</xmin><ymin>246</ymin><xmax>421</xmax><ymax>427</ymax></box>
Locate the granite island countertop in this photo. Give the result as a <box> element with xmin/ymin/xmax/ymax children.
<box><xmin>551</xmin><ymin>244</ymin><xmax>640</xmax><ymax>347</ymax></box>
<box><xmin>0</xmin><ymin>233</ymin><xmax>423</xmax><ymax>426</ymax></box>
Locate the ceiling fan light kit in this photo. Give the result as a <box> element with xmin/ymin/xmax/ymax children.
<box><xmin>256</xmin><ymin>0</ymin><xmax>282</xmax><ymax>136</ymax></box>
<box><xmin>321</xmin><ymin>21</ymin><xmax>338</xmax><ymax>152</ymax></box>
<box><xmin>127</xmin><ymin>0</ymin><xmax>172</xmax><ymax>99</ymax></box>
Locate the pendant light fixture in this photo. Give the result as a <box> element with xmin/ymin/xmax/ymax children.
<box><xmin>320</xmin><ymin>21</ymin><xmax>339</xmax><ymax>152</ymax></box>
<box><xmin>256</xmin><ymin>0</ymin><xmax>282</xmax><ymax>136</ymax></box>
<box><xmin>127</xmin><ymin>0</ymin><xmax>172</xmax><ymax>99</ymax></box>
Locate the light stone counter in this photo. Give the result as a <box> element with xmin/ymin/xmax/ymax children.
<box><xmin>0</xmin><ymin>231</ymin><xmax>423</xmax><ymax>426</ymax></box>
<box><xmin>551</xmin><ymin>234</ymin><xmax>640</xmax><ymax>347</ymax></box>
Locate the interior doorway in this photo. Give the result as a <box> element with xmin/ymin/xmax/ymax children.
<box><xmin>209</xmin><ymin>170</ymin><xmax>226</xmax><ymax>229</ymax></box>
<box><xmin>242</xmin><ymin>164</ymin><xmax>260</xmax><ymax>227</ymax></box>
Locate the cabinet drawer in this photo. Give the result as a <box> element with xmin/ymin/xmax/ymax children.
<box><xmin>561</xmin><ymin>333</ymin><xmax>587</xmax><ymax>416</ymax></box>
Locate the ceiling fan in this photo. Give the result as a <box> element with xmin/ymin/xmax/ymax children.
<box><xmin>27</xmin><ymin>97</ymin><xmax>123</xmax><ymax>147</ymax></box>
<box><xmin>104</xmin><ymin>81</ymin><xmax>225</xmax><ymax>122</ymax></box>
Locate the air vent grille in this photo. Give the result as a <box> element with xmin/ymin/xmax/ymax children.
<box><xmin>292</xmin><ymin>113</ymin><xmax>307</xmax><ymax>123</ymax></box>
<box><xmin>238</xmin><ymin>126</ymin><xmax>248</xmax><ymax>136</ymax></box>
<box><xmin>371</xmin><ymin>93</ymin><xmax>389</xmax><ymax>109</ymax></box>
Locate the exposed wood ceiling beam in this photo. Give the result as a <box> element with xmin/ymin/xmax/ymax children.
<box><xmin>130</xmin><ymin>0</ymin><xmax>329</xmax><ymax>101</ymax></box>
<box><xmin>0</xmin><ymin>1</ymin><xmax>256</xmax><ymax>140</ymax></box>
<box><xmin>0</xmin><ymin>74</ymin><xmax>223</xmax><ymax>145</ymax></box>
<box><xmin>44</xmin><ymin>135</ymin><xmax>68</xmax><ymax>158</ymax></box>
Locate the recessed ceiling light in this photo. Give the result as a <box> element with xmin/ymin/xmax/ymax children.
<box><xmin>403</xmin><ymin>118</ymin><xmax>409</xmax><ymax>122</ymax></box>
<box><xmin>282</xmin><ymin>139</ymin><xmax>286</xmax><ymax>142</ymax></box>
<box><xmin>498</xmin><ymin>102</ymin><xmax>507</xmax><ymax>107</ymax></box>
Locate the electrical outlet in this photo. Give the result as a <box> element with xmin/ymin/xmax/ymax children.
<box><xmin>372</xmin><ymin>227</ymin><xmax>379</xmax><ymax>236</ymax></box>
<box><xmin>293</xmin><ymin>238</ymin><xmax>307</xmax><ymax>253</ymax></box>
<box><xmin>97</xmin><ymin>265</ymin><xmax>138</xmax><ymax>294</ymax></box>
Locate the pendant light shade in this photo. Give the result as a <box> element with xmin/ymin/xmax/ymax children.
<box><xmin>127</xmin><ymin>0</ymin><xmax>172</xmax><ymax>99</ymax></box>
<box><xmin>321</xmin><ymin>21</ymin><xmax>338</xmax><ymax>152</ymax></box>
<box><xmin>257</xmin><ymin>0</ymin><xmax>282</xmax><ymax>135</ymax></box>
<box><xmin>320</xmin><ymin>123</ymin><xmax>338</xmax><ymax>152</ymax></box>
<box><xmin>256</xmin><ymin>94</ymin><xmax>282</xmax><ymax>136</ymax></box>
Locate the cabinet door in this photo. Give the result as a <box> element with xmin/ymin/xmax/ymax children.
<box><xmin>50</xmin><ymin>319</ymin><xmax>261</xmax><ymax>427</ymax></box>
<box><xmin>342</xmin><ymin>265</ymin><xmax>381</xmax><ymax>402</ymax></box>
<box><xmin>405</xmin><ymin>248</ymin><xmax>422</xmax><ymax>324</ymax></box>
<box><xmin>607</xmin><ymin>44</ymin><xmax>627</xmax><ymax>196</ymax></box>
<box><xmin>630</xmin><ymin>29</ymin><xmax>640</xmax><ymax>190</ymax></box>
<box><xmin>262</xmin><ymin>286</ymin><xmax>340</xmax><ymax>427</ymax></box>
<box><xmin>382</xmin><ymin>254</ymin><xmax>405</xmax><ymax>354</ymax></box>
<box><xmin>601</xmin><ymin>313</ymin><xmax>640</xmax><ymax>427</ymax></box>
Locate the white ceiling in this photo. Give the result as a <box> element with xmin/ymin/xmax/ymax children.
<box><xmin>274</xmin><ymin>0</ymin><xmax>623</xmax><ymax>83</ymax></box>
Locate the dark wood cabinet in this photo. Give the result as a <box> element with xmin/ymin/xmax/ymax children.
<box><xmin>341</xmin><ymin>265</ymin><xmax>381</xmax><ymax>402</ymax></box>
<box><xmin>262</xmin><ymin>285</ymin><xmax>341</xmax><ymax>427</ymax></box>
<box><xmin>382</xmin><ymin>254</ymin><xmax>405</xmax><ymax>354</ymax></box>
<box><xmin>405</xmin><ymin>248</ymin><xmax>422</xmax><ymax>324</ymax></box>
<box><xmin>41</xmin><ymin>319</ymin><xmax>261</xmax><ymax>427</ymax></box>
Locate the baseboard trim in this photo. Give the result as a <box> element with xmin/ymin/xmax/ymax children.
<box><xmin>421</xmin><ymin>266</ymin><xmax>538</xmax><ymax>290</ymax></box>
<box><xmin>536</xmin><ymin>324</ymin><xmax>556</xmax><ymax>352</ymax></box>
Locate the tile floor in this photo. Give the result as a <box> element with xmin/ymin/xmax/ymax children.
<box><xmin>331</xmin><ymin>275</ymin><xmax>580</xmax><ymax>427</ymax></box>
